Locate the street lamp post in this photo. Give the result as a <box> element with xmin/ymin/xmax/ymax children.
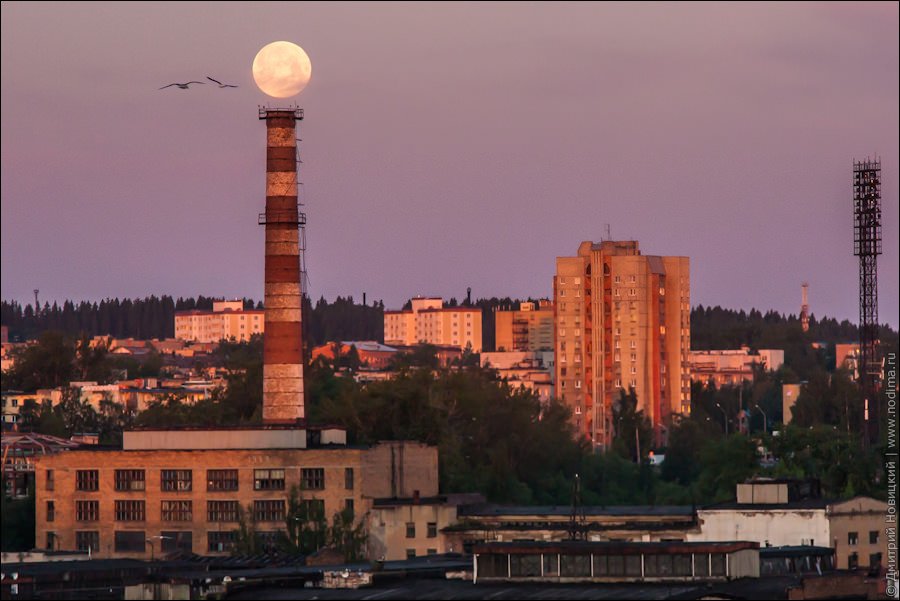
<box><xmin>146</xmin><ymin>535</ymin><xmax>173</xmax><ymax>561</ymax></box>
<box><xmin>716</xmin><ymin>402</ymin><xmax>728</xmax><ymax>436</ymax></box>
<box><xmin>755</xmin><ymin>405</ymin><xmax>768</xmax><ymax>435</ymax></box>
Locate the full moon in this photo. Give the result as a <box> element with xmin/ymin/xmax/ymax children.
<box><xmin>252</xmin><ymin>41</ymin><xmax>312</xmax><ymax>98</ymax></box>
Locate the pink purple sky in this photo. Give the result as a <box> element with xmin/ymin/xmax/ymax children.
<box><xmin>2</xmin><ymin>2</ymin><xmax>897</xmax><ymax>327</ymax></box>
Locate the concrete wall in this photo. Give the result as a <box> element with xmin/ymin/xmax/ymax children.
<box><xmin>828</xmin><ymin>496</ymin><xmax>889</xmax><ymax>570</ymax></box>
<box><xmin>368</xmin><ymin>502</ymin><xmax>459</xmax><ymax>560</ymax></box>
<box><xmin>123</xmin><ymin>429</ymin><xmax>308</xmax><ymax>450</ymax></box>
<box><xmin>360</xmin><ymin>442</ymin><xmax>439</xmax><ymax>500</ymax></box>
<box><xmin>690</xmin><ymin>509</ymin><xmax>829</xmax><ymax>548</ymax></box>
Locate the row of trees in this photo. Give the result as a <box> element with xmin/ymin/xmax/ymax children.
<box><xmin>8</xmin><ymin>296</ymin><xmax>894</xmax><ymax>356</ymax></box>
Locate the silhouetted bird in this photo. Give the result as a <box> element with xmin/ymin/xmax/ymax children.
<box><xmin>207</xmin><ymin>76</ymin><xmax>238</xmax><ymax>88</ymax></box>
<box><xmin>158</xmin><ymin>81</ymin><xmax>204</xmax><ymax>90</ymax></box>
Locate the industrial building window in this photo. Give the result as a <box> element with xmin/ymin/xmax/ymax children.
<box><xmin>510</xmin><ymin>554</ymin><xmax>541</xmax><ymax>577</ymax></box>
<box><xmin>46</xmin><ymin>500</ymin><xmax>55</xmax><ymax>522</ymax></box>
<box><xmin>161</xmin><ymin>470</ymin><xmax>192</xmax><ymax>492</ymax></box>
<box><xmin>848</xmin><ymin>532</ymin><xmax>859</xmax><ymax>545</ymax></box>
<box><xmin>624</xmin><ymin>555</ymin><xmax>642</xmax><ymax>577</ymax></box>
<box><xmin>694</xmin><ymin>553</ymin><xmax>710</xmax><ymax>577</ymax></box>
<box><xmin>560</xmin><ymin>554</ymin><xmax>591</xmax><ymax>577</ymax></box>
<box><xmin>254</xmin><ymin>500</ymin><xmax>286</xmax><ymax>522</ymax></box>
<box><xmin>300</xmin><ymin>499</ymin><xmax>325</xmax><ymax>521</ymax></box>
<box><xmin>848</xmin><ymin>552</ymin><xmax>859</xmax><ymax>569</ymax></box>
<box><xmin>344</xmin><ymin>499</ymin><xmax>354</xmax><ymax>516</ymax></box>
<box><xmin>207</xmin><ymin>469</ymin><xmax>238</xmax><ymax>491</ymax></box>
<box><xmin>75</xmin><ymin>531</ymin><xmax>99</xmax><ymax>552</ymax></box>
<box><xmin>607</xmin><ymin>555</ymin><xmax>625</xmax><ymax>576</ymax></box>
<box><xmin>344</xmin><ymin>467</ymin><xmax>354</xmax><ymax>490</ymax></box>
<box><xmin>46</xmin><ymin>531</ymin><xmax>57</xmax><ymax>550</ymax></box>
<box><xmin>427</xmin><ymin>522</ymin><xmax>437</xmax><ymax>538</ymax></box>
<box><xmin>254</xmin><ymin>468</ymin><xmax>285</xmax><ymax>491</ymax></box>
<box><xmin>301</xmin><ymin>468</ymin><xmax>325</xmax><ymax>490</ymax></box>
<box><xmin>115</xmin><ymin>469</ymin><xmax>145</xmax><ymax>491</ymax></box>
<box><xmin>710</xmin><ymin>553</ymin><xmax>726</xmax><ymax>576</ymax></box>
<box><xmin>406</xmin><ymin>522</ymin><xmax>416</xmax><ymax>538</ymax></box>
<box><xmin>207</xmin><ymin>500</ymin><xmax>240</xmax><ymax>523</ymax></box>
<box><xmin>406</xmin><ymin>549</ymin><xmax>416</xmax><ymax>559</ymax></box>
<box><xmin>161</xmin><ymin>500</ymin><xmax>192</xmax><ymax>522</ymax></box>
<box><xmin>427</xmin><ymin>548</ymin><xmax>437</xmax><ymax>555</ymax></box>
<box><xmin>543</xmin><ymin>554</ymin><xmax>559</xmax><ymax>576</ymax></box>
<box><xmin>161</xmin><ymin>531</ymin><xmax>192</xmax><ymax>554</ymax></box>
<box><xmin>76</xmin><ymin>500</ymin><xmax>99</xmax><ymax>521</ymax></box>
<box><xmin>208</xmin><ymin>530</ymin><xmax>237</xmax><ymax>553</ymax></box>
<box><xmin>870</xmin><ymin>531</ymin><xmax>879</xmax><ymax>544</ymax></box>
<box><xmin>115</xmin><ymin>500</ymin><xmax>146</xmax><ymax>521</ymax></box>
<box><xmin>46</xmin><ymin>469</ymin><xmax>54</xmax><ymax>491</ymax></box>
<box><xmin>76</xmin><ymin>470</ymin><xmax>99</xmax><ymax>491</ymax></box>
<box><xmin>114</xmin><ymin>531</ymin><xmax>146</xmax><ymax>553</ymax></box>
<box><xmin>870</xmin><ymin>553</ymin><xmax>883</xmax><ymax>569</ymax></box>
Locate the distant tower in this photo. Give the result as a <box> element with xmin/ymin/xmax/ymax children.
<box><xmin>800</xmin><ymin>282</ymin><xmax>809</xmax><ymax>333</ymax></box>
<box><xmin>259</xmin><ymin>107</ymin><xmax>306</xmax><ymax>423</ymax></box>
<box><xmin>33</xmin><ymin>289</ymin><xmax>39</xmax><ymax>312</ymax></box>
<box><xmin>853</xmin><ymin>158</ymin><xmax>882</xmax><ymax>447</ymax></box>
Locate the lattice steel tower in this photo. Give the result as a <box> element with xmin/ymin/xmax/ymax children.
<box><xmin>853</xmin><ymin>158</ymin><xmax>882</xmax><ymax>446</ymax></box>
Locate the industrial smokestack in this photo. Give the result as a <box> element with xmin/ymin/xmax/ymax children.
<box><xmin>260</xmin><ymin>107</ymin><xmax>304</xmax><ymax>423</ymax></box>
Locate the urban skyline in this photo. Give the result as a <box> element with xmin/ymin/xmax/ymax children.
<box><xmin>2</xmin><ymin>2</ymin><xmax>898</xmax><ymax>328</ymax></box>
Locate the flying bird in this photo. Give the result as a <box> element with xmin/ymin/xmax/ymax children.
<box><xmin>207</xmin><ymin>76</ymin><xmax>238</xmax><ymax>88</ymax></box>
<box><xmin>159</xmin><ymin>81</ymin><xmax>204</xmax><ymax>90</ymax></box>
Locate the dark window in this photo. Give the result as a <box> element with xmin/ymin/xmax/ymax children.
<box><xmin>345</xmin><ymin>467</ymin><xmax>354</xmax><ymax>490</ymax></box>
<box><xmin>75</xmin><ymin>531</ymin><xmax>99</xmax><ymax>552</ymax></box>
<box><xmin>301</xmin><ymin>468</ymin><xmax>325</xmax><ymax>490</ymax></box>
<box><xmin>621</xmin><ymin>555</ymin><xmax>639</xmax><ymax>576</ymax></box>
<box><xmin>849</xmin><ymin>531</ymin><xmax>859</xmax><ymax>546</ymax></box>
<box><xmin>161</xmin><ymin>500</ymin><xmax>192</xmax><ymax>522</ymax></box>
<box><xmin>76</xmin><ymin>500</ymin><xmax>99</xmax><ymax>521</ymax></box>
<box><xmin>674</xmin><ymin>554</ymin><xmax>693</xmax><ymax>576</ymax></box>
<box><xmin>208</xmin><ymin>530</ymin><xmax>237</xmax><ymax>553</ymax></box>
<box><xmin>870</xmin><ymin>552</ymin><xmax>883</xmax><ymax>569</ymax></box>
<box><xmin>207</xmin><ymin>469</ymin><xmax>238</xmax><ymax>491</ymax></box>
<box><xmin>115</xmin><ymin>500</ymin><xmax>146</xmax><ymax>521</ymax></box>
<box><xmin>849</xmin><ymin>552</ymin><xmax>859</xmax><ymax>569</ymax></box>
<box><xmin>256</xmin><ymin>531</ymin><xmax>281</xmax><ymax>553</ymax></box>
<box><xmin>427</xmin><ymin>522</ymin><xmax>437</xmax><ymax>538</ymax></box>
<box><xmin>46</xmin><ymin>531</ymin><xmax>56</xmax><ymax>550</ymax></box>
<box><xmin>46</xmin><ymin>470</ymin><xmax>54</xmax><ymax>491</ymax></box>
<box><xmin>115</xmin><ymin>470</ymin><xmax>145</xmax><ymax>491</ymax></box>
<box><xmin>870</xmin><ymin>530</ymin><xmax>879</xmax><ymax>545</ymax></box>
<box><xmin>46</xmin><ymin>500</ymin><xmax>55</xmax><ymax>522</ymax></box>
<box><xmin>543</xmin><ymin>554</ymin><xmax>559</xmax><ymax>576</ymax></box>
<box><xmin>161</xmin><ymin>470</ymin><xmax>192</xmax><ymax>492</ymax></box>
<box><xmin>593</xmin><ymin>554</ymin><xmax>608</xmax><ymax>576</ymax></box>
<box><xmin>254</xmin><ymin>499</ymin><xmax>285</xmax><ymax>522</ymax></box>
<box><xmin>406</xmin><ymin>549</ymin><xmax>416</xmax><ymax>560</ymax></box>
<box><xmin>161</xmin><ymin>531</ymin><xmax>192</xmax><ymax>554</ymax></box>
<box><xmin>114</xmin><ymin>531</ymin><xmax>146</xmax><ymax>553</ymax></box>
<box><xmin>510</xmin><ymin>554</ymin><xmax>541</xmax><ymax>577</ymax></box>
<box><xmin>344</xmin><ymin>498</ymin><xmax>354</xmax><ymax>515</ymax></box>
<box><xmin>694</xmin><ymin>553</ymin><xmax>709</xmax><ymax>578</ymax></box>
<box><xmin>207</xmin><ymin>500</ymin><xmax>240</xmax><ymax>523</ymax></box>
<box><xmin>711</xmin><ymin>553</ymin><xmax>727</xmax><ymax>576</ymax></box>
<box><xmin>427</xmin><ymin>548</ymin><xmax>437</xmax><ymax>555</ymax></box>
<box><xmin>560</xmin><ymin>554</ymin><xmax>591</xmax><ymax>577</ymax></box>
<box><xmin>76</xmin><ymin>470</ymin><xmax>99</xmax><ymax>491</ymax></box>
<box><xmin>254</xmin><ymin>469</ymin><xmax>285</xmax><ymax>491</ymax></box>
<box><xmin>406</xmin><ymin>522</ymin><xmax>416</xmax><ymax>538</ymax></box>
<box><xmin>300</xmin><ymin>499</ymin><xmax>325</xmax><ymax>521</ymax></box>
<box><xmin>607</xmin><ymin>555</ymin><xmax>625</xmax><ymax>576</ymax></box>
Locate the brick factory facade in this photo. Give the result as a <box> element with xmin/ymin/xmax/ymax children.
<box><xmin>34</xmin><ymin>428</ymin><xmax>437</xmax><ymax>560</ymax></box>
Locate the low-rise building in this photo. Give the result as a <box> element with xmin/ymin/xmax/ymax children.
<box><xmin>384</xmin><ymin>298</ymin><xmax>482</xmax><ymax>352</ymax></box>
<box><xmin>480</xmin><ymin>352</ymin><xmax>554</xmax><ymax>404</ymax></box>
<box><xmin>689</xmin><ymin>347</ymin><xmax>784</xmax><ymax>387</ymax></box>
<box><xmin>34</xmin><ymin>427</ymin><xmax>438</xmax><ymax>560</ymax></box>
<box><xmin>311</xmin><ymin>341</ymin><xmax>399</xmax><ymax>370</ymax></box>
<box><xmin>175</xmin><ymin>300</ymin><xmax>264</xmax><ymax>343</ymax></box>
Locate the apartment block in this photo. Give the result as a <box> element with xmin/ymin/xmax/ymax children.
<box><xmin>174</xmin><ymin>300</ymin><xmax>264</xmax><ymax>343</ymax></box>
<box><xmin>554</xmin><ymin>241</ymin><xmax>690</xmax><ymax>449</ymax></box>
<box><xmin>384</xmin><ymin>297</ymin><xmax>482</xmax><ymax>352</ymax></box>
<box><xmin>495</xmin><ymin>300</ymin><xmax>554</xmax><ymax>352</ymax></box>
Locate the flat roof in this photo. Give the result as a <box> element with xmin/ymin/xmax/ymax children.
<box><xmin>474</xmin><ymin>540</ymin><xmax>758</xmax><ymax>555</ymax></box>
<box><xmin>460</xmin><ymin>504</ymin><xmax>694</xmax><ymax>518</ymax></box>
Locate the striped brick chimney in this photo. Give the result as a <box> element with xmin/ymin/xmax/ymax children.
<box><xmin>259</xmin><ymin>107</ymin><xmax>304</xmax><ymax>422</ymax></box>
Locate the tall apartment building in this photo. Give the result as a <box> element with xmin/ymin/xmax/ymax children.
<box><xmin>384</xmin><ymin>297</ymin><xmax>482</xmax><ymax>352</ymax></box>
<box><xmin>495</xmin><ymin>300</ymin><xmax>554</xmax><ymax>352</ymax></box>
<box><xmin>174</xmin><ymin>300</ymin><xmax>264</xmax><ymax>343</ymax></box>
<box><xmin>554</xmin><ymin>241</ymin><xmax>690</xmax><ymax>450</ymax></box>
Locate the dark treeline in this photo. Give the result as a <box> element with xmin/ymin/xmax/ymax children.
<box><xmin>4</xmin><ymin>297</ymin><xmax>896</xmax><ymax>359</ymax></box>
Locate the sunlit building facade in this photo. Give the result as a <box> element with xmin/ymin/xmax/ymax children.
<box><xmin>384</xmin><ymin>297</ymin><xmax>482</xmax><ymax>352</ymax></box>
<box><xmin>554</xmin><ymin>241</ymin><xmax>690</xmax><ymax>450</ymax></box>
<box><xmin>174</xmin><ymin>300</ymin><xmax>264</xmax><ymax>343</ymax></box>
